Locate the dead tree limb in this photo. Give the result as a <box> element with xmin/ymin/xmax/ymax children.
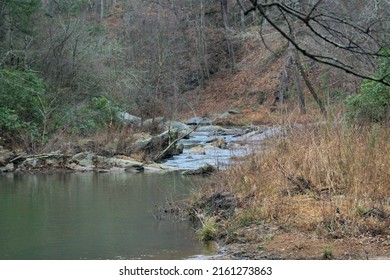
<box><xmin>237</xmin><ymin>0</ymin><xmax>390</xmax><ymax>86</ymax></box>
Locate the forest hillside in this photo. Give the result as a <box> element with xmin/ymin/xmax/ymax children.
<box><xmin>1</xmin><ymin>0</ymin><xmax>388</xmax><ymax>150</ymax></box>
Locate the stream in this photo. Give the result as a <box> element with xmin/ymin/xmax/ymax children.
<box><xmin>164</xmin><ymin>125</ymin><xmax>280</xmax><ymax>170</ymax></box>
<box><xmin>0</xmin><ymin>172</ymin><xmax>217</xmax><ymax>260</ymax></box>
<box><xmin>0</xmin><ymin>125</ymin><xmax>277</xmax><ymax>260</ymax></box>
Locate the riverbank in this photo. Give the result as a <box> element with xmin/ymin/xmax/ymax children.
<box><xmin>188</xmin><ymin>122</ymin><xmax>390</xmax><ymax>260</ymax></box>
<box><xmin>0</xmin><ymin>117</ymin><xmax>189</xmax><ymax>174</ymax></box>
<box><xmin>0</xmin><ymin>113</ymin><xmax>274</xmax><ymax>174</ymax></box>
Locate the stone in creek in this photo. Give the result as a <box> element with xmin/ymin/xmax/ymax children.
<box><xmin>189</xmin><ymin>146</ymin><xmax>206</xmax><ymax>155</ymax></box>
<box><xmin>181</xmin><ymin>164</ymin><xmax>217</xmax><ymax>176</ymax></box>
<box><xmin>185</xmin><ymin>117</ymin><xmax>212</xmax><ymax>126</ymax></box>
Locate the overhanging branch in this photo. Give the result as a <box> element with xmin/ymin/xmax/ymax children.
<box><xmin>238</xmin><ymin>0</ymin><xmax>390</xmax><ymax>86</ymax></box>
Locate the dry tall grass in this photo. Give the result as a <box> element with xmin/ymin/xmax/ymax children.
<box><xmin>204</xmin><ymin>122</ymin><xmax>389</xmax><ymax>238</ymax></box>
<box><xmin>41</xmin><ymin>125</ymin><xmax>138</xmax><ymax>157</ymax></box>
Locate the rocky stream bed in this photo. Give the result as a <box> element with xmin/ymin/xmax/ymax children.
<box><xmin>0</xmin><ymin>115</ymin><xmax>279</xmax><ymax>175</ymax></box>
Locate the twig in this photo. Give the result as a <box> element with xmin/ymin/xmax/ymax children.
<box><xmin>154</xmin><ymin>124</ymin><xmax>199</xmax><ymax>162</ymax></box>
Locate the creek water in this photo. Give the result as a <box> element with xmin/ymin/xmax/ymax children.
<box><xmin>0</xmin><ymin>172</ymin><xmax>215</xmax><ymax>260</ymax></box>
<box><xmin>0</xmin><ymin>126</ymin><xmax>277</xmax><ymax>260</ymax></box>
<box><xmin>164</xmin><ymin>126</ymin><xmax>279</xmax><ymax>170</ymax></box>
<box><xmin>163</xmin><ymin>130</ymin><xmax>241</xmax><ymax>170</ymax></box>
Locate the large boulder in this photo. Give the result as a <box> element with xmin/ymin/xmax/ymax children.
<box><xmin>131</xmin><ymin>129</ymin><xmax>184</xmax><ymax>162</ymax></box>
<box><xmin>162</xmin><ymin>121</ymin><xmax>192</xmax><ymax>137</ymax></box>
<box><xmin>143</xmin><ymin>119</ymin><xmax>193</xmax><ymax>137</ymax></box>
<box><xmin>118</xmin><ymin>112</ymin><xmax>142</xmax><ymax>126</ymax></box>
<box><xmin>0</xmin><ymin>146</ymin><xmax>15</xmax><ymax>172</ymax></box>
<box><xmin>132</xmin><ymin>137</ymin><xmax>153</xmax><ymax>153</ymax></box>
<box><xmin>142</xmin><ymin>117</ymin><xmax>165</xmax><ymax>130</ymax></box>
<box><xmin>71</xmin><ymin>152</ymin><xmax>95</xmax><ymax>168</ymax></box>
<box><xmin>0</xmin><ymin>163</ymin><xmax>14</xmax><ymax>172</ymax></box>
<box><xmin>0</xmin><ymin>146</ymin><xmax>14</xmax><ymax>167</ymax></box>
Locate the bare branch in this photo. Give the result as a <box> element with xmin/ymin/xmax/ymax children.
<box><xmin>243</xmin><ymin>0</ymin><xmax>390</xmax><ymax>86</ymax></box>
<box><xmin>306</xmin><ymin>0</ymin><xmax>323</xmax><ymax>20</ymax></box>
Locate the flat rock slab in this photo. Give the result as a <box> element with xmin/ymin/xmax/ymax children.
<box><xmin>195</xmin><ymin>125</ymin><xmax>225</xmax><ymax>133</ymax></box>
<box><xmin>144</xmin><ymin>163</ymin><xmax>177</xmax><ymax>172</ymax></box>
<box><xmin>71</xmin><ymin>152</ymin><xmax>144</xmax><ymax>171</ymax></box>
<box><xmin>186</xmin><ymin>117</ymin><xmax>212</xmax><ymax>126</ymax></box>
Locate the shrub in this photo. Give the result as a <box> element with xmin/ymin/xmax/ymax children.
<box><xmin>58</xmin><ymin>96</ymin><xmax>120</xmax><ymax>137</ymax></box>
<box><xmin>91</xmin><ymin>96</ymin><xmax>120</xmax><ymax>127</ymax></box>
<box><xmin>322</xmin><ymin>246</ymin><xmax>333</xmax><ymax>259</ymax></box>
<box><xmin>0</xmin><ymin>68</ymin><xmax>45</xmax><ymax>145</ymax></box>
<box><xmin>345</xmin><ymin>82</ymin><xmax>389</xmax><ymax>124</ymax></box>
<box><xmin>196</xmin><ymin>216</ymin><xmax>218</xmax><ymax>242</ymax></box>
<box><xmin>345</xmin><ymin>52</ymin><xmax>390</xmax><ymax>125</ymax></box>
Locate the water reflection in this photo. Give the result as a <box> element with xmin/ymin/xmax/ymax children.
<box><xmin>0</xmin><ymin>172</ymin><xmax>213</xmax><ymax>260</ymax></box>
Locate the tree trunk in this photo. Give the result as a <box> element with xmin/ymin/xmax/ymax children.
<box><xmin>279</xmin><ymin>68</ymin><xmax>288</xmax><ymax>104</ymax></box>
<box><xmin>296</xmin><ymin>54</ymin><xmax>327</xmax><ymax>115</ymax></box>
<box><xmin>221</xmin><ymin>0</ymin><xmax>236</xmax><ymax>73</ymax></box>
<box><xmin>237</xmin><ymin>0</ymin><xmax>246</xmax><ymax>30</ymax></box>
<box><xmin>100</xmin><ymin>0</ymin><xmax>104</xmax><ymax>20</ymax></box>
<box><xmin>293</xmin><ymin>49</ymin><xmax>306</xmax><ymax>114</ymax></box>
<box><xmin>200</xmin><ymin>0</ymin><xmax>209</xmax><ymax>80</ymax></box>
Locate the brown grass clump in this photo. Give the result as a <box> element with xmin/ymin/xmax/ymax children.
<box><xmin>203</xmin><ymin>122</ymin><xmax>390</xmax><ymax>239</ymax></box>
<box><xmin>41</xmin><ymin>126</ymin><xmax>138</xmax><ymax>157</ymax></box>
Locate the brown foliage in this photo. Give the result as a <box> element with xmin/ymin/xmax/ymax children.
<box><xmin>200</xmin><ymin>122</ymin><xmax>390</xmax><ymax>239</ymax></box>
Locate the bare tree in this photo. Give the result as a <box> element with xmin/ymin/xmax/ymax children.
<box><xmin>221</xmin><ymin>0</ymin><xmax>237</xmax><ymax>73</ymax></box>
<box><xmin>237</xmin><ymin>0</ymin><xmax>390</xmax><ymax>86</ymax></box>
<box><xmin>292</xmin><ymin>47</ymin><xmax>306</xmax><ymax>114</ymax></box>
